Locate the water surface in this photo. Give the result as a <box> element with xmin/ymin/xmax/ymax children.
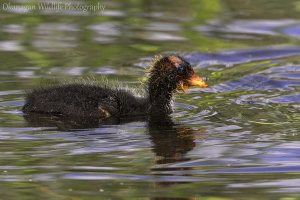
<box><xmin>0</xmin><ymin>0</ymin><xmax>300</xmax><ymax>199</ymax></box>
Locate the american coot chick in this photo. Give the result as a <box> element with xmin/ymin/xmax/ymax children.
<box><xmin>22</xmin><ymin>55</ymin><xmax>208</xmax><ymax>118</ymax></box>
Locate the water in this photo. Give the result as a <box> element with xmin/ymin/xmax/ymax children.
<box><xmin>0</xmin><ymin>0</ymin><xmax>300</xmax><ymax>199</ymax></box>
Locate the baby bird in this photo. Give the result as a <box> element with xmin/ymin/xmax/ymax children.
<box><xmin>22</xmin><ymin>55</ymin><xmax>208</xmax><ymax>118</ymax></box>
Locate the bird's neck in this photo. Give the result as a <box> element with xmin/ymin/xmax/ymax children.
<box><xmin>147</xmin><ymin>78</ymin><xmax>176</xmax><ymax>115</ymax></box>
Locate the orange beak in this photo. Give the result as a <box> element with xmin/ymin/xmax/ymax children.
<box><xmin>187</xmin><ymin>74</ymin><xmax>208</xmax><ymax>88</ymax></box>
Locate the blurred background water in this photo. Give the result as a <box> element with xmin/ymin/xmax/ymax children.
<box><xmin>0</xmin><ymin>0</ymin><xmax>300</xmax><ymax>199</ymax></box>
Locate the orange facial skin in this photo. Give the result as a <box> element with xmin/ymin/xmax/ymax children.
<box><xmin>174</xmin><ymin>62</ymin><xmax>208</xmax><ymax>93</ymax></box>
<box><xmin>187</xmin><ymin>73</ymin><xmax>208</xmax><ymax>88</ymax></box>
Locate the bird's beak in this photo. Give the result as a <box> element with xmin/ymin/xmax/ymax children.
<box><xmin>187</xmin><ymin>74</ymin><xmax>208</xmax><ymax>88</ymax></box>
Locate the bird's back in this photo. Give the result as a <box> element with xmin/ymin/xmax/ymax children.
<box><xmin>23</xmin><ymin>84</ymin><xmax>120</xmax><ymax>117</ymax></box>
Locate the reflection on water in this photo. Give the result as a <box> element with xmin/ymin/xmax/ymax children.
<box><xmin>24</xmin><ymin>112</ymin><xmax>197</xmax><ymax>164</ymax></box>
<box><xmin>1</xmin><ymin>0</ymin><xmax>300</xmax><ymax>199</ymax></box>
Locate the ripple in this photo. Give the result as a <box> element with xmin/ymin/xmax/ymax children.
<box><xmin>0</xmin><ymin>90</ymin><xmax>23</xmax><ymax>96</ymax></box>
<box><xmin>93</xmin><ymin>66</ymin><xmax>117</xmax><ymax>75</ymax></box>
<box><xmin>62</xmin><ymin>172</ymin><xmax>217</xmax><ymax>182</ymax></box>
<box><xmin>263</xmin><ymin>65</ymin><xmax>300</xmax><ymax>73</ymax></box>
<box><xmin>269</xmin><ymin>92</ymin><xmax>300</xmax><ymax>103</ymax></box>
<box><xmin>145</xmin><ymin>22</ymin><xmax>181</xmax><ymax>32</ymax></box>
<box><xmin>0</xmin><ymin>41</ymin><xmax>23</xmax><ymax>51</ymax></box>
<box><xmin>34</xmin><ymin>23</ymin><xmax>78</xmax><ymax>51</ymax></box>
<box><xmin>102</xmin><ymin>10</ymin><xmax>125</xmax><ymax>17</ymax></box>
<box><xmin>213</xmin><ymin>74</ymin><xmax>300</xmax><ymax>91</ymax></box>
<box><xmin>88</xmin><ymin>22</ymin><xmax>120</xmax><ymax>36</ymax></box>
<box><xmin>235</xmin><ymin>93</ymin><xmax>268</xmax><ymax>105</ymax></box>
<box><xmin>229</xmin><ymin>178</ymin><xmax>300</xmax><ymax>190</ymax></box>
<box><xmin>270</xmin><ymin>72</ymin><xmax>300</xmax><ymax>80</ymax></box>
<box><xmin>194</xmin><ymin>19</ymin><xmax>298</xmax><ymax>39</ymax></box>
<box><xmin>142</xmin><ymin>32</ymin><xmax>187</xmax><ymax>41</ymax></box>
<box><xmin>2</xmin><ymin>24</ymin><xmax>24</xmax><ymax>34</ymax></box>
<box><xmin>48</xmin><ymin>67</ymin><xmax>87</xmax><ymax>75</ymax></box>
<box><xmin>185</xmin><ymin>46</ymin><xmax>300</xmax><ymax>66</ymax></box>
<box><xmin>283</xmin><ymin>25</ymin><xmax>300</xmax><ymax>38</ymax></box>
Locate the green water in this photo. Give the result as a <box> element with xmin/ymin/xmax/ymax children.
<box><xmin>0</xmin><ymin>0</ymin><xmax>300</xmax><ymax>199</ymax></box>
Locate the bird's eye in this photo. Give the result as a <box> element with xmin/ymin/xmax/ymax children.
<box><xmin>177</xmin><ymin>64</ymin><xmax>186</xmax><ymax>74</ymax></box>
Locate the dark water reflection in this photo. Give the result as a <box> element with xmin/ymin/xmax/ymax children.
<box><xmin>1</xmin><ymin>0</ymin><xmax>300</xmax><ymax>199</ymax></box>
